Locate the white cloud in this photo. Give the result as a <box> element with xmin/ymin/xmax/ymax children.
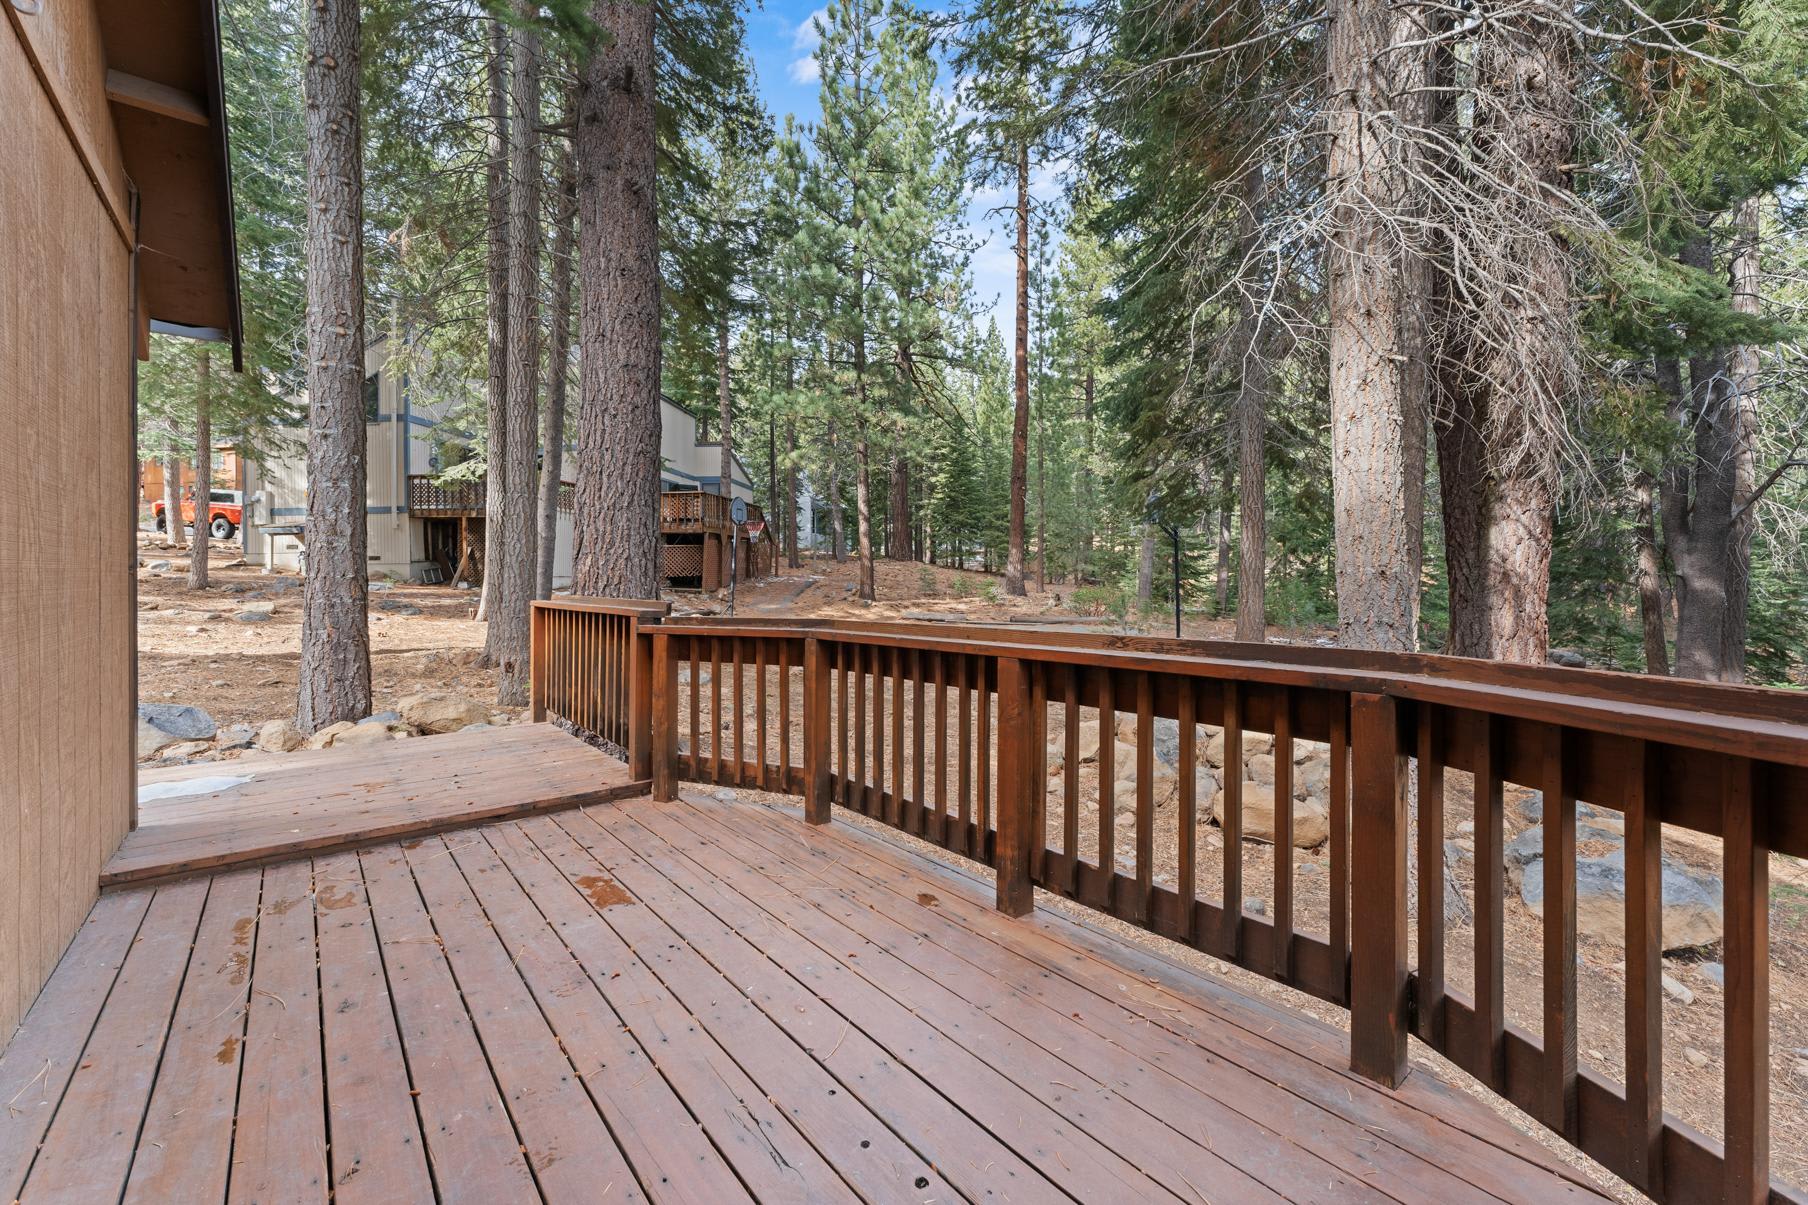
<box><xmin>793</xmin><ymin>8</ymin><xmax>828</xmax><ymax>51</ymax></box>
<box><xmin>788</xmin><ymin>54</ymin><xmax>821</xmax><ymax>85</ymax></box>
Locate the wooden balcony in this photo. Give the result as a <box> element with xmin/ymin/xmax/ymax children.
<box><xmin>2</xmin><ymin>600</ymin><xmax>1802</xmax><ymax>1202</ymax></box>
<box><xmin>408</xmin><ymin>475</ymin><xmax>574</xmax><ymax>518</ymax></box>
<box><xmin>659</xmin><ymin>488</ymin><xmax>763</xmax><ymax>533</ymax></box>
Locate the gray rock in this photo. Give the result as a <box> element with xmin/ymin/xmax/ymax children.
<box><xmin>377</xmin><ymin>603</ymin><xmax>422</xmax><ymax>616</ymax></box>
<box><xmin>137</xmin><ymin>703</ymin><xmax>217</xmax><ymax>758</ymax></box>
<box><xmin>146</xmin><ymin>560</ymin><xmax>171</xmax><ymax>571</ymax></box>
<box><xmin>238</xmin><ymin>600</ymin><xmax>277</xmax><ymax>616</ymax></box>
<box><xmin>1699</xmin><ymin>961</ymin><xmax>1725</xmax><ymax>986</ymax></box>
<box><xmin>371</xmin><ymin>582</ymin><xmax>393</xmax><ymax>592</ymax></box>
<box><xmin>1515</xmin><ymin>791</ymin><xmax>1615</xmax><ymax>827</ymax></box>
<box><xmin>217</xmin><ymin>723</ymin><xmax>257</xmax><ymax>751</ymax></box>
<box><xmin>358</xmin><ymin>711</ymin><xmax>403</xmax><ymax>726</ymax></box>
<box><xmin>1243</xmin><ymin>897</ymin><xmax>1267</xmax><ymax>917</ymax></box>
<box><xmin>1505</xmin><ymin>821</ymin><xmax>1626</xmax><ymax>871</ymax></box>
<box><xmin>233</xmin><ymin>611</ymin><xmax>270</xmax><ymax>623</ymax></box>
<box><xmin>1547</xmin><ymin>648</ymin><xmax>1588</xmax><ymax>669</ymax></box>
<box><xmin>458</xmin><ymin>722</ymin><xmax>493</xmax><ymax>732</ymax></box>
<box><xmin>1521</xmin><ymin>849</ymin><xmax>1722</xmax><ymax>951</ymax></box>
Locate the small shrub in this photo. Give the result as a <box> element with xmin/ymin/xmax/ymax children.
<box><xmin>917</xmin><ymin>566</ymin><xmax>939</xmax><ymax>597</ymax></box>
<box><xmin>951</xmin><ymin>575</ymin><xmax>973</xmax><ymax>598</ymax></box>
<box><xmin>1073</xmin><ymin>583</ymin><xmax>1132</xmax><ymax>630</ymax></box>
<box><xmin>981</xmin><ymin>581</ymin><xmax>1001</xmax><ymax>604</ymax></box>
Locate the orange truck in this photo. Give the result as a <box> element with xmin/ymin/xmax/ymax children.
<box><xmin>153</xmin><ymin>489</ymin><xmax>243</xmax><ymax>540</ymax></box>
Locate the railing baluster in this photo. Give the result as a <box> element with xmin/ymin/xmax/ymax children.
<box><xmin>1176</xmin><ymin>677</ymin><xmax>1196</xmax><ymax>943</ymax></box>
<box><xmin>853</xmin><ymin>641</ymin><xmax>867</xmax><ymax>813</ymax></box>
<box><xmin>1134</xmin><ymin>672</ymin><xmax>1154</xmax><ymax>925</ymax></box>
<box><xmin>1097</xmin><ymin>669</ymin><xmax>1116</xmax><ymax>905</ymax></box>
<box><xmin>803</xmin><ymin>637</ymin><xmax>829</xmax><ymax>825</ymax></box>
<box><xmin>1624</xmin><ymin>738</ymin><xmax>1664</xmax><ymax>1196</ymax></box>
<box><xmin>1063</xmin><ymin>667</ymin><xmax>1081</xmax><ymax>897</ymax></box>
<box><xmin>994</xmin><ymin>656</ymin><xmax>1034</xmax><ymax>917</ymax></box>
<box><xmin>890</xmin><ymin>645</ymin><xmax>904</xmax><ymax>828</ymax></box>
<box><xmin>912</xmin><ymin>649</ymin><xmax>927</xmax><ymax>838</ymax></box>
<box><xmin>1329</xmin><ymin>695</ymin><xmax>1348</xmax><ymax>1004</ymax></box>
<box><xmin>874</xmin><ymin>643</ymin><xmax>889</xmax><ymax>820</ymax></box>
<box><xmin>957</xmin><ymin>655</ymin><xmax>973</xmax><ymax>856</ymax></box>
<box><xmin>1473</xmin><ymin>712</ymin><xmax>1505</xmax><ymax>1088</ymax></box>
<box><xmin>688</xmin><ymin>636</ymin><xmax>701</xmax><ymax>780</ymax></box>
<box><xmin>756</xmin><ymin>638</ymin><xmax>769</xmax><ymax>789</ymax></box>
<box><xmin>1030</xmin><ymin>661</ymin><xmax>1048</xmax><ymax>882</ymax></box>
<box><xmin>710</xmin><ymin>637</ymin><xmax>723</xmax><ymax>784</ymax></box>
<box><xmin>1723</xmin><ymin>755</ymin><xmax>1769</xmax><ymax>1203</ymax></box>
<box><xmin>733</xmin><ymin>638</ymin><xmax>747</xmax><ymax>785</ymax></box>
<box><xmin>1541</xmin><ymin>723</ymin><xmax>1577</xmax><ymax>1138</ymax></box>
<box><xmin>778</xmin><ymin>638</ymin><xmax>791</xmax><ymax>785</ymax></box>
<box><xmin>1273</xmin><ymin>688</ymin><xmax>1293</xmax><ymax>979</ymax></box>
<box><xmin>1222</xmin><ymin>681</ymin><xmax>1243</xmax><ymax>957</ymax></box>
<box><xmin>1350</xmin><ymin>691</ymin><xmax>1408</xmax><ymax>1087</ymax></box>
<box><xmin>932</xmin><ymin>651</ymin><xmax>948</xmax><ymax>846</ymax></box>
<box><xmin>836</xmin><ymin>642</ymin><xmax>849</xmax><ymax>806</ymax></box>
<box><xmin>1416</xmin><ymin>703</ymin><xmax>1446</xmax><ymax>1046</ymax></box>
<box><xmin>652</xmin><ymin>632</ymin><xmax>676</xmax><ymax>801</ymax></box>
<box><xmin>977</xmin><ymin>657</ymin><xmax>992</xmax><ymax>857</ymax></box>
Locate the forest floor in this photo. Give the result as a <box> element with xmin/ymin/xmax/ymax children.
<box><xmin>136</xmin><ymin>533</ymin><xmax>1808</xmax><ymax>1191</ymax></box>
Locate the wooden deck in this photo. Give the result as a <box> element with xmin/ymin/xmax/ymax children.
<box><xmin>108</xmin><ymin>723</ymin><xmax>643</xmax><ymax>886</ymax></box>
<box><xmin>3</xmin><ymin>784</ymin><xmax>1606</xmax><ymax>1203</ymax></box>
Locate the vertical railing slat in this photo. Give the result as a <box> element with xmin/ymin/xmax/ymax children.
<box><xmin>1624</xmin><ymin>738</ymin><xmax>1664</xmax><ymax>1197</ymax></box>
<box><xmin>1222</xmin><ymin>681</ymin><xmax>1243</xmax><ymax>957</ymax></box>
<box><xmin>1349</xmin><ymin>691</ymin><xmax>1408</xmax><ymax>1088</ymax></box>
<box><xmin>1723</xmin><ymin>755</ymin><xmax>1769</xmax><ymax>1204</ymax></box>
<box><xmin>1473</xmin><ymin>712</ymin><xmax>1505</xmax><ymax>1088</ymax></box>
<box><xmin>1134</xmin><ymin>672</ymin><xmax>1155</xmax><ymax>925</ymax></box>
<box><xmin>912</xmin><ymin>649</ymin><xmax>927</xmax><ymax>838</ymax></box>
<box><xmin>1029</xmin><ymin>661</ymin><xmax>1048</xmax><ymax>882</ymax></box>
<box><xmin>933</xmin><ymin>652</ymin><xmax>948</xmax><ymax>847</ymax></box>
<box><xmin>1063</xmin><ymin>667</ymin><xmax>1081</xmax><ymax>897</ymax></box>
<box><xmin>1328</xmin><ymin>696</ymin><xmax>1349</xmax><ymax>1004</ymax></box>
<box><xmin>1097</xmin><ymin>670</ymin><xmax>1116</xmax><ymax>905</ymax></box>
<box><xmin>1273</xmin><ymin>688</ymin><xmax>1293</xmax><ymax>980</ymax></box>
<box><xmin>1176</xmin><ymin>677</ymin><xmax>1196</xmax><ymax>943</ymax></box>
<box><xmin>1541</xmin><ymin>723</ymin><xmax>1577</xmax><ymax>1138</ymax></box>
<box><xmin>1415</xmin><ymin>704</ymin><xmax>1446</xmax><ymax>1046</ymax></box>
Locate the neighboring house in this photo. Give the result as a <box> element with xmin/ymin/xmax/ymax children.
<box><xmin>241</xmin><ymin>342</ymin><xmax>757</xmax><ymax>585</ymax></box>
<box><xmin>2</xmin><ymin>0</ymin><xmax>240</xmax><ymax>1035</ymax></box>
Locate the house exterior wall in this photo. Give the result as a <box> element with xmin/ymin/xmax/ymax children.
<box><xmin>1</xmin><ymin>6</ymin><xmax>136</xmax><ymax>1036</ymax></box>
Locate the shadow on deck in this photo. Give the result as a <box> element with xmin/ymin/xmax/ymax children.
<box><xmin>0</xmin><ymin>770</ymin><xmax>1603</xmax><ymax>1202</ymax></box>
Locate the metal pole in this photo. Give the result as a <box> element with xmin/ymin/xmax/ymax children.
<box><xmin>729</xmin><ymin>524</ymin><xmax>738</xmax><ymax>616</ymax></box>
<box><xmin>1169</xmin><ymin>526</ymin><xmax>1182</xmax><ymax>638</ymax></box>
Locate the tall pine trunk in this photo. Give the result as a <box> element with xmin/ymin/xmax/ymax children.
<box><xmin>571</xmin><ymin>0</ymin><xmax>661</xmax><ymax>599</ymax></box>
<box><xmin>1724</xmin><ymin>195</ymin><xmax>1762</xmax><ymax>678</ymax></box>
<box><xmin>188</xmin><ymin>349</ymin><xmax>211</xmax><ymax>590</ymax></box>
<box><xmin>536</xmin><ymin>139</ymin><xmax>576</xmax><ymax>602</ymax></box>
<box><xmin>495</xmin><ymin>2</ymin><xmax>543</xmax><ymax>705</ymax></box>
<box><xmin>889</xmin><ymin>455</ymin><xmax>910</xmax><ymax>560</ymax></box>
<box><xmin>1136</xmin><ymin>529</ymin><xmax>1155</xmax><ymax>608</ymax></box>
<box><xmin>1004</xmin><ymin>143</ymin><xmax>1030</xmax><ymax>595</ymax></box>
<box><xmin>479</xmin><ymin>17</ymin><xmax>509</xmax><ymax>643</ymax></box>
<box><xmin>1325</xmin><ymin>0</ymin><xmax>1426</xmax><ymax>651</ymax></box>
<box><xmin>827</xmin><ymin>420</ymin><xmax>845</xmax><ymax>561</ymax></box>
<box><xmin>1633</xmin><ymin>472</ymin><xmax>1669</xmax><ymax>675</ymax></box>
<box><xmin>1233</xmin><ymin>161</ymin><xmax>1267</xmax><ymax>642</ymax></box>
<box><xmin>296</xmin><ymin>0</ymin><xmax>371</xmax><ymax>732</ymax></box>
<box><xmin>717</xmin><ymin>320</ymin><xmax>734</xmax><ymax>501</ymax></box>
<box><xmin>784</xmin><ymin>418</ymin><xmax>801</xmax><ymax>568</ymax></box>
<box><xmin>160</xmin><ymin>439</ymin><xmax>183</xmax><ymax>548</ymax></box>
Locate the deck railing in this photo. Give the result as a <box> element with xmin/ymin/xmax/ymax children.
<box><xmin>537</xmin><ymin>608</ymin><xmax>1808</xmax><ymax>1203</ymax></box>
<box><xmin>528</xmin><ymin>598</ymin><xmax>668</xmax><ymax>780</ymax></box>
<box><xmin>659</xmin><ymin>490</ymin><xmax>764</xmax><ymax>531</ymax></box>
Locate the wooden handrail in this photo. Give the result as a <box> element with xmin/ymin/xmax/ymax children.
<box><xmin>529</xmin><ymin>597</ymin><xmax>670</xmax><ymax>779</ymax></box>
<box><xmin>549</xmin><ymin>603</ymin><xmax>1805</xmax><ymax>1203</ymax></box>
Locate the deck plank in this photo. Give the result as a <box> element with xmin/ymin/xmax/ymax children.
<box><xmin>314</xmin><ymin>851</ymin><xmax>435</xmax><ymax>1204</ymax></box>
<box><xmin>519</xmin><ymin>815</ymin><xmax>982</xmax><ymax>1204</ymax></box>
<box><xmin>0</xmin><ymin>889</ymin><xmax>150</xmax><ymax>1200</ymax></box>
<box><xmin>22</xmin><ymin>879</ymin><xmax>207</xmax><ymax>1202</ymax></box>
<box><xmin>227</xmin><ymin>860</ymin><xmax>328</xmax><ymax>1205</ymax></box>
<box><xmin>636</xmin><ymin>799</ymin><xmax>1388</xmax><ymax>1204</ymax></box>
<box><xmin>107</xmin><ymin>723</ymin><xmax>642</xmax><ymax>886</ymax></box>
<box><xmin>445</xmin><ymin>831</ymin><xmax>753</xmax><ymax>1205</ymax></box>
<box><xmin>720</xmin><ymin>794</ymin><xmax>1604</xmax><ymax>1202</ymax></box>
<box><xmin>586</xmin><ymin>805</ymin><xmax>1212</xmax><ymax>1203</ymax></box>
<box><xmin>357</xmin><ymin>844</ymin><xmax>539</xmax><ymax>1204</ymax></box>
<box><xmin>124</xmin><ymin>870</ymin><xmax>263</xmax><ymax>1203</ymax></box>
<box><xmin>403</xmin><ymin>834</ymin><xmax>648</xmax><ymax>1202</ymax></box>
<box><xmin>482</xmin><ymin>821</ymin><xmax>850</xmax><ymax>1205</ymax></box>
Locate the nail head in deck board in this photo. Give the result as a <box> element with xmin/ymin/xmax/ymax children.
<box><xmin>226</xmin><ymin>861</ymin><xmax>328</xmax><ymax>1204</ymax></box>
<box><xmin>356</xmin><ymin>846</ymin><xmax>539</xmax><ymax>1202</ymax></box>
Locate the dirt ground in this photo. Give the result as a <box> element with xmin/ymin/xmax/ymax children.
<box><xmin>138</xmin><ymin>536</ymin><xmax>1808</xmax><ymax>1189</ymax></box>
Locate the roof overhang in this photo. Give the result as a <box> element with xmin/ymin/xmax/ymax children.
<box><xmin>98</xmin><ymin>0</ymin><xmax>242</xmax><ymax>370</ymax></box>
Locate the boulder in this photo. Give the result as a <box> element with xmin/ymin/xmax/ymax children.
<box><xmin>232</xmin><ymin>611</ymin><xmax>271</xmax><ymax>624</ymax></box>
<box><xmin>1520</xmin><ymin>849</ymin><xmax>1722</xmax><ymax>951</ymax></box>
<box><xmin>256</xmin><ymin>718</ymin><xmax>305</xmax><ymax>753</ymax></box>
<box><xmin>1547</xmin><ymin>648</ymin><xmax>1588</xmax><ymax>669</ymax></box>
<box><xmin>1212</xmin><ymin>781</ymin><xmax>1331</xmax><ymax>848</ymax></box>
<box><xmin>1046</xmin><ymin>719</ymin><xmax>1103</xmax><ymax>773</ymax></box>
<box><xmin>331</xmin><ymin>722</ymin><xmax>398</xmax><ymax>748</ymax></box>
<box><xmin>238</xmin><ymin>600</ymin><xmax>277</xmax><ymax>616</ymax></box>
<box><xmin>1247</xmin><ymin>752</ymin><xmax>1276</xmax><ymax>786</ymax></box>
<box><xmin>162</xmin><ymin>740</ymin><xmax>214</xmax><ymax>759</ymax></box>
<box><xmin>1203</xmin><ymin>727</ymin><xmax>1274</xmax><ymax>768</ymax></box>
<box><xmin>137</xmin><ymin>703</ymin><xmax>216</xmax><ymax>759</ymax></box>
<box><xmin>398</xmin><ymin>692</ymin><xmax>490</xmax><ymax>734</ymax></box>
<box><xmin>358</xmin><ymin>711</ymin><xmax>402</xmax><ymax>726</ymax></box>
<box><xmin>1294</xmin><ymin>754</ymin><xmax>1331</xmax><ymax>802</ymax></box>
<box><xmin>217</xmin><ymin>723</ymin><xmax>257</xmax><ymax>751</ymax></box>
<box><xmin>306</xmin><ymin>721</ymin><xmax>356</xmax><ymax>750</ymax></box>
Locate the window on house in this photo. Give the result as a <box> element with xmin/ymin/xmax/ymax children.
<box><xmin>363</xmin><ymin>373</ymin><xmax>380</xmax><ymax>421</ymax></box>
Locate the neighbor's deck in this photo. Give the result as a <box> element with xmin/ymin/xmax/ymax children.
<box><xmin>1</xmin><ymin>755</ymin><xmax>1605</xmax><ymax>1203</ymax></box>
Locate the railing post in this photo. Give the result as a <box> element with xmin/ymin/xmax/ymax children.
<box><xmin>1349</xmin><ymin>691</ymin><xmax>1409</xmax><ymax>1087</ymax></box>
<box><xmin>529</xmin><ymin>603</ymin><xmax>547</xmax><ymax>723</ymax></box>
<box><xmin>994</xmin><ymin>656</ymin><xmax>1034</xmax><ymax>918</ymax></box>
<box><xmin>628</xmin><ymin>618</ymin><xmax>656</xmax><ymax>781</ymax></box>
<box><xmin>651</xmin><ymin>631</ymin><xmax>677</xmax><ymax>801</ymax></box>
<box><xmin>803</xmin><ymin>637</ymin><xmax>831</xmax><ymax>824</ymax></box>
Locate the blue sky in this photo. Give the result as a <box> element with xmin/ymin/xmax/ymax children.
<box><xmin>740</xmin><ymin>0</ymin><xmax>1067</xmax><ymax>350</ymax></box>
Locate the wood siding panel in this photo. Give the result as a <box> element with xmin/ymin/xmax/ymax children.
<box><xmin>0</xmin><ymin>14</ymin><xmax>133</xmax><ymax>1040</ymax></box>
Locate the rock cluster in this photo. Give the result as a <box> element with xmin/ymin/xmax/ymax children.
<box><xmin>138</xmin><ymin>691</ymin><xmax>515</xmax><ymax>764</ymax></box>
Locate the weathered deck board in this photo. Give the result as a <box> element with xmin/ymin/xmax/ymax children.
<box><xmin>106</xmin><ymin>723</ymin><xmax>642</xmax><ymax>886</ymax></box>
<box><xmin>0</xmin><ymin>786</ymin><xmax>1615</xmax><ymax>1204</ymax></box>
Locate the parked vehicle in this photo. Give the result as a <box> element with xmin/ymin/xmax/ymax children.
<box><xmin>153</xmin><ymin>489</ymin><xmax>243</xmax><ymax>540</ymax></box>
